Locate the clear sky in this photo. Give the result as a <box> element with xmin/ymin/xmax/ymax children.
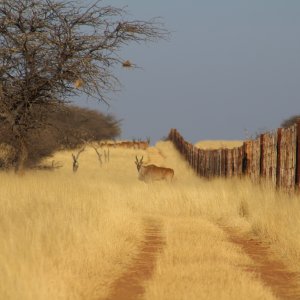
<box><xmin>75</xmin><ymin>1</ymin><xmax>300</xmax><ymax>144</ymax></box>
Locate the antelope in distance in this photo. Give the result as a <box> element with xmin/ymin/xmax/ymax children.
<box><xmin>72</xmin><ymin>147</ymin><xmax>85</xmax><ymax>172</ymax></box>
<box><xmin>135</xmin><ymin>156</ymin><xmax>174</xmax><ymax>182</ymax></box>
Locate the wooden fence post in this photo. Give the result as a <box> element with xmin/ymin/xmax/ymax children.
<box><xmin>260</xmin><ymin>134</ymin><xmax>265</xmax><ymax>177</ymax></box>
<box><xmin>242</xmin><ymin>142</ymin><xmax>247</xmax><ymax>175</ymax></box>
<box><xmin>276</xmin><ymin>128</ymin><xmax>282</xmax><ymax>188</ymax></box>
<box><xmin>237</xmin><ymin>146</ymin><xmax>243</xmax><ymax>177</ymax></box>
<box><xmin>296</xmin><ymin>121</ymin><xmax>300</xmax><ymax>190</ymax></box>
<box><xmin>224</xmin><ymin>149</ymin><xmax>228</xmax><ymax>177</ymax></box>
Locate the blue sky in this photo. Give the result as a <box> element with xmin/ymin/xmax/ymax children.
<box><xmin>76</xmin><ymin>1</ymin><xmax>300</xmax><ymax>144</ymax></box>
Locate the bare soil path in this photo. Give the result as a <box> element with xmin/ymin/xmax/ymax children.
<box><xmin>105</xmin><ymin>218</ymin><xmax>164</xmax><ymax>300</ymax></box>
<box><xmin>224</xmin><ymin>227</ymin><xmax>300</xmax><ymax>300</ymax></box>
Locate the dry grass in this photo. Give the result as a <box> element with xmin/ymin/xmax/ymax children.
<box><xmin>195</xmin><ymin>140</ymin><xmax>243</xmax><ymax>149</ymax></box>
<box><xmin>153</xmin><ymin>142</ymin><xmax>300</xmax><ymax>270</ymax></box>
<box><xmin>143</xmin><ymin>218</ymin><xmax>276</xmax><ymax>300</ymax></box>
<box><xmin>1</xmin><ymin>141</ymin><xmax>300</xmax><ymax>299</ymax></box>
<box><xmin>0</xmin><ymin>149</ymin><xmax>145</xmax><ymax>300</ymax></box>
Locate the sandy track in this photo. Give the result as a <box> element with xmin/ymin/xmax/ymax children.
<box><xmin>224</xmin><ymin>227</ymin><xmax>300</xmax><ymax>299</ymax></box>
<box><xmin>105</xmin><ymin>219</ymin><xmax>164</xmax><ymax>300</ymax></box>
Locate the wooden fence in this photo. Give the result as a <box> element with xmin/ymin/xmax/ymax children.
<box><xmin>168</xmin><ymin>122</ymin><xmax>300</xmax><ymax>191</ymax></box>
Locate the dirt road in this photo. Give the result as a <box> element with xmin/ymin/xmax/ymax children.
<box><xmin>224</xmin><ymin>227</ymin><xmax>300</xmax><ymax>299</ymax></box>
<box><xmin>105</xmin><ymin>219</ymin><xmax>164</xmax><ymax>300</ymax></box>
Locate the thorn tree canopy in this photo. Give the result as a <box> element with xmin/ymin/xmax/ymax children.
<box><xmin>0</xmin><ymin>0</ymin><xmax>167</xmax><ymax>172</ymax></box>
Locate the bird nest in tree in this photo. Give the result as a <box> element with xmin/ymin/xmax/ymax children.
<box><xmin>124</xmin><ymin>25</ymin><xmax>139</xmax><ymax>33</ymax></box>
<box><xmin>122</xmin><ymin>60</ymin><xmax>133</xmax><ymax>68</ymax></box>
<box><xmin>74</xmin><ymin>79</ymin><xmax>84</xmax><ymax>88</ymax></box>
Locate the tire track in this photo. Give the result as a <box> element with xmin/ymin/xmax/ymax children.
<box><xmin>105</xmin><ymin>219</ymin><xmax>164</xmax><ymax>300</ymax></box>
<box><xmin>223</xmin><ymin>227</ymin><xmax>300</xmax><ymax>300</ymax></box>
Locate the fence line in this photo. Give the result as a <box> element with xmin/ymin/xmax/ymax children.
<box><xmin>168</xmin><ymin>122</ymin><xmax>300</xmax><ymax>191</ymax></box>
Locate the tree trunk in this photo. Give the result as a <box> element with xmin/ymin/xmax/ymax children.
<box><xmin>15</xmin><ymin>138</ymin><xmax>28</xmax><ymax>175</ymax></box>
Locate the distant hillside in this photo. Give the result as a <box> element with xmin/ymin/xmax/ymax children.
<box><xmin>194</xmin><ymin>140</ymin><xmax>243</xmax><ymax>150</ymax></box>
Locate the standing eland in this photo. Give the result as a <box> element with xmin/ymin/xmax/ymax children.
<box><xmin>135</xmin><ymin>156</ymin><xmax>174</xmax><ymax>182</ymax></box>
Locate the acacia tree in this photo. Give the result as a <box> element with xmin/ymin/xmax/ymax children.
<box><xmin>0</xmin><ymin>0</ymin><xmax>167</xmax><ymax>172</ymax></box>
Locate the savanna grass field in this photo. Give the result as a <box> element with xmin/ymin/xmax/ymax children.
<box><xmin>1</xmin><ymin>140</ymin><xmax>300</xmax><ymax>299</ymax></box>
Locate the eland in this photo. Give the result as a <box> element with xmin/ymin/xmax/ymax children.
<box><xmin>135</xmin><ymin>156</ymin><xmax>174</xmax><ymax>182</ymax></box>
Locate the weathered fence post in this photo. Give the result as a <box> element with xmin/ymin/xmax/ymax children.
<box><xmin>276</xmin><ymin>128</ymin><xmax>282</xmax><ymax>188</ymax></box>
<box><xmin>260</xmin><ymin>134</ymin><xmax>265</xmax><ymax>177</ymax></box>
<box><xmin>276</xmin><ymin>125</ymin><xmax>297</xmax><ymax>190</ymax></box>
<box><xmin>296</xmin><ymin>121</ymin><xmax>300</xmax><ymax>190</ymax></box>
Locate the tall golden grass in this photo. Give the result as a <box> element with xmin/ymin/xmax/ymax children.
<box><xmin>1</xmin><ymin>142</ymin><xmax>300</xmax><ymax>299</ymax></box>
<box><xmin>0</xmin><ymin>147</ymin><xmax>146</xmax><ymax>300</ymax></box>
